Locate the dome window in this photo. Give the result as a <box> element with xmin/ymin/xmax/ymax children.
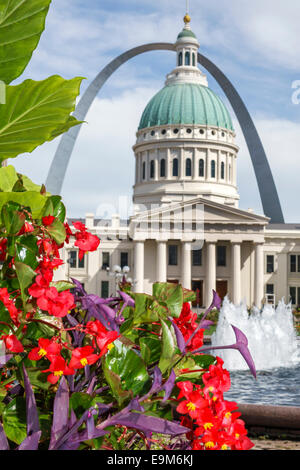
<box><xmin>173</xmin><ymin>128</ymin><xmax>179</xmax><ymax>134</ymax></box>
<box><xmin>161</xmin><ymin>129</ymin><xmax>167</xmax><ymax>135</ymax></box>
<box><xmin>199</xmin><ymin>129</ymin><xmax>204</xmax><ymax>135</ymax></box>
<box><xmin>199</xmin><ymin>159</ymin><xmax>205</xmax><ymax>177</ymax></box>
<box><xmin>173</xmin><ymin>158</ymin><xmax>179</xmax><ymax>177</ymax></box>
<box><xmin>186</xmin><ymin>128</ymin><xmax>192</xmax><ymax>134</ymax></box>
<box><xmin>160</xmin><ymin>159</ymin><xmax>166</xmax><ymax>178</ymax></box>
<box><xmin>221</xmin><ymin>162</ymin><xmax>225</xmax><ymax>180</ymax></box>
<box><xmin>186</xmin><ymin>158</ymin><xmax>192</xmax><ymax>177</ymax></box>
<box><xmin>151</xmin><ymin>130</ymin><xmax>155</xmax><ymax>137</ymax></box>
<box><xmin>142</xmin><ymin>162</ymin><xmax>146</xmax><ymax>180</ymax></box>
<box><xmin>211</xmin><ymin>160</ymin><xmax>216</xmax><ymax>178</ymax></box>
<box><xmin>192</xmin><ymin>53</ymin><xmax>196</xmax><ymax>67</ymax></box>
<box><xmin>150</xmin><ymin>160</ymin><xmax>155</xmax><ymax>179</ymax></box>
<box><xmin>178</xmin><ymin>52</ymin><xmax>183</xmax><ymax>66</ymax></box>
<box><xmin>185</xmin><ymin>51</ymin><xmax>190</xmax><ymax>66</ymax></box>
<box><xmin>211</xmin><ymin>130</ymin><xmax>216</xmax><ymax>136</ymax></box>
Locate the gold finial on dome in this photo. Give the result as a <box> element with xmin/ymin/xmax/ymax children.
<box><xmin>184</xmin><ymin>13</ymin><xmax>191</xmax><ymax>24</ymax></box>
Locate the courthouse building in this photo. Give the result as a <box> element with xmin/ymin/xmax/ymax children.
<box><xmin>58</xmin><ymin>16</ymin><xmax>300</xmax><ymax>309</ymax></box>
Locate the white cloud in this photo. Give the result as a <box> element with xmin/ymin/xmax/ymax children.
<box><xmin>234</xmin><ymin>116</ymin><xmax>300</xmax><ymax>222</ymax></box>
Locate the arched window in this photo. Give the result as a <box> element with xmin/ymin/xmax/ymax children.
<box><xmin>150</xmin><ymin>160</ymin><xmax>155</xmax><ymax>179</ymax></box>
<box><xmin>185</xmin><ymin>51</ymin><xmax>190</xmax><ymax>66</ymax></box>
<box><xmin>211</xmin><ymin>160</ymin><xmax>216</xmax><ymax>178</ymax></box>
<box><xmin>221</xmin><ymin>162</ymin><xmax>225</xmax><ymax>180</ymax></box>
<box><xmin>199</xmin><ymin>159</ymin><xmax>205</xmax><ymax>177</ymax></box>
<box><xmin>160</xmin><ymin>159</ymin><xmax>166</xmax><ymax>178</ymax></box>
<box><xmin>178</xmin><ymin>52</ymin><xmax>183</xmax><ymax>66</ymax></box>
<box><xmin>192</xmin><ymin>53</ymin><xmax>196</xmax><ymax>66</ymax></box>
<box><xmin>173</xmin><ymin>158</ymin><xmax>179</xmax><ymax>177</ymax></box>
<box><xmin>142</xmin><ymin>162</ymin><xmax>146</xmax><ymax>180</ymax></box>
<box><xmin>186</xmin><ymin>158</ymin><xmax>192</xmax><ymax>177</ymax></box>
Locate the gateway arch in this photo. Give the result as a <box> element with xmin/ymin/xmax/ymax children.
<box><xmin>46</xmin><ymin>42</ymin><xmax>285</xmax><ymax>224</ymax></box>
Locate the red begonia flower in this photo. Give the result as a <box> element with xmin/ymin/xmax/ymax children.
<box><xmin>42</xmin><ymin>356</ymin><xmax>75</xmax><ymax>384</ymax></box>
<box><xmin>69</xmin><ymin>346</ymin><xmax>100</xmax><ymax>369</ymax></box>
<box><xmin>28</xmin><ymin>338</ymin><xmax>62</xmax><ymax>361</ymax></box>
<box><xmin>1</xmin><ymin>334</ymin><xmax>24</xmax><ymax>353</ymax></box>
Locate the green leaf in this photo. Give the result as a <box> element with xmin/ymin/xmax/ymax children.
<box><xmin>50</xmin><ymin>280</ymin><xmax>74</xmax><ymax>293</ymax></box>
<box><xmin>25</xmin><ymin>368</ymin><xmax>51</xmax><ymax>392</ymax></box>
<box><xmin>0</xmin><ymin>0</ymin><xmax>52</xmax><ymax>84</ymax></box>
<box><xmin>103</xmin><ymin>367</ymin><xmax>132</xmax><ymax>407</ymax></box>
<box><xmin>0</xmin><ymin>75</ymin><xmax>84</xmax><ymax>162</ymax></box>
<box><xmin>158</xmin><ymin>319</ymin><xmax>178</xmax><ymax>374</ymax></box>
<box><xmin>69</xmin><ymin>392</ymin><xmax>94</xmax><ymax>418</ymax></box>
<box><xmin>0</xmin><ymin>191</ymin><xmax>49</xmax><ymax>219</ymax></box>
<box><xmin>2</xmin><ymin>397</ymin><xmax>27</xmax><ymax>445</ymax></box>
<box><xmin>174</xmin><ymin>355</ymin><xmax>216</xmax><ymax>380</ymax></box>
<box><xmin>20</xmin><ymin>173</ymin><xmax>50</xmax><ymax>194</ymax></box>
<box><xmin>139</xmin><ymin>335</ymin><xmax>161</xmax><ymax>365</ymax></box>
<box><xmin>15</xmin><ymin>234</ymin><xmax>39</xmax><ymax>268</ymax></box>
<box><xmin>24</xmin><ymin>312</ymin><xmax>60</xmax><ymax>341</ymax></box>
<box><xmin>1</xmin><ymin>201</ymin><xmax>25</xmax><ymax>234</ymax></box>
<box><xmin>46</xmin><ymin>217</ymin><xmax>66</xmax><ymax>245</ymax></box>
<box><xmin>104</xmin><ymin>340</ymin><xmax>150</xmax><ymax>404</ymax></box>
<box><xmin>152</xmin><ymin>282</ymin><xmax>184</xmax><ymax>318</ymax></box>
<box><xmin>0</xmin><ymin>165</ymin><xmax>18</xmax><ymax>191</ymax></box>
<box><xmin>14</xmin><ymin>260</ymin><xmax>36</xmax><ymax>301</ymax></box>
<box><xmin>133</xmin><ymin>293</ymin><xmax>166</xmax><ymax>325</ymax></box>
<box><xmin>42</xmin><ymin>195</ymin><xmax>66</xmax><ymax>223</ymax></box>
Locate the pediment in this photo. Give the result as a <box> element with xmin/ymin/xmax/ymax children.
<box><xmin>131</xmin><ymin>197</ymin><xmax>269</xmax><ymax>227</ymax></box>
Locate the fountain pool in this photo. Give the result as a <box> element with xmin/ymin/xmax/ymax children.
<box><xmin>211</xmin><ymin>298</ymin><xmax>300</xmax><ymax>406</ymax></box>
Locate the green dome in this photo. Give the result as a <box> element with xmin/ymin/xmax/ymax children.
<box><xmin>138</xmin><ymin>83</ymin><xmax>234</xmax><ymax>131</ymax></box>
<box><xmin>177</xmin><ymin>29</ymin><xmax>197</xmax><ymax>40</ymax></box>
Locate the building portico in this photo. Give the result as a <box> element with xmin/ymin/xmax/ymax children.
<box><xmin>129</xmin><ymin>197</ymin><xmax>268</xmax><ymax>307</ymax></box>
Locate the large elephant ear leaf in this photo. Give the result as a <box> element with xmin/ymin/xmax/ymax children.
<box><xmin>0</xmin><ymin>0</ymin><xmax>52</xmax><ymax>84</ymax></box>
<box><xmin>0</xmin><ymin>75</ymin><xmax>84</xmax><ymax>162</ymax></box>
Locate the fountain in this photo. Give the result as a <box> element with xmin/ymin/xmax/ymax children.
<box><xmin>212</xmin><ymin>297</ymin><xmax>300</xmax><ymax>371</ymax></box>
<box><xmin>211</xmin><ymin>297</ymin><xmax>300</xmax><ymax>408</ymax></box>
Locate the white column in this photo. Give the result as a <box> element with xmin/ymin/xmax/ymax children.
<box><xmin>134</xmin><ymin>241</ymin><xmax>145</xmax><ymax>293</ymax></box>
<box><xmin>205</xmin><ymin>242</ymin><xmax>216</xmax><ymax>306</ymax></box>
<box><xmin>254</xmin><ymin>242</ymin><xmax>264</xmax><ymax>307</ymax></box>
<box><xmin>231</xmin><ymin>243</ymin><xmax>241</xmax><ymax>305</ymax></box>
<box><xmin>166</xmin><ymin>149</ymin><xmax>170</xmax><ymax>179</ymax></box>
<box><xmin>179</xmin><ymin>148</ymin><xmax>184</xmax><ymax>179</ymax></box>
<box><xmin>193</xmin><ymin>149</ymin><xmax>197</xmax><ymax>180</ymax></box>
<box><xmin>181</xmin><ymin>242</ymin><xmax>192</xmax><ymax>289</ymax></box>
<box><xmin>156</xmin><ymin>242</ymin><xmax>167</xmax><ymax>283</ymax></box>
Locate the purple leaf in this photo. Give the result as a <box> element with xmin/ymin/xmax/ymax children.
<box><xmin>83</xmin><ymin>297</ymin><xmax>119</xmax><ymax>332</ymax></box>
<box><xmin>169</xmin><ymin>317</ymin><xmax>186</xmax><ymax>353</ymax></box>
<box><xmin>49</xmin><ymin>377</ymin><xmax>69</xmax><ymax>450</ymax></box>
<box><xmin>18</xmin><ymin>431</ymin><xmax>41</xmax><ymax>450</ymax></box>
<box><xmin>23</xmin><ymin>364</ymin><xmax>40</xmax><ymax>435</ymax></box>
<box><xmin>148</xmin><ymin>366</ymin><xmax>162</xmax><ymax>395</ymax></box>
<box><xmin>87</xmin><ymin>413</ymin><xmax>95</xmax><ymax>440</ymax></box>
<box><xmin>230</xmin><ymin>325</ymin><xmax>257</xmax><ymax>379</ymax></box>
<box><xmin>0</xmin><ymin>354</ymin><xmax>12</xmax><ymax>368</ymax></box>
<box><xmin>162</xmin><ymin>369</ymin><xmax>176</xmax><ymax>402</ymax></box>
<box><xmin>118</xmin><ymin>291</ymin><xmax>135</xmax><ymax>308</ymax></box>
<box><xmin>106</xmin><ymin>412</ymin><xmax>189</xmax><ymax>437</ymax></box>
<box><xmin>0</xmin><ymin>423</ymin><xmax>9</xmax><ymax>450</ymax></box>
<box><xmin>70</xmin><ymin>277</ymin><xmax>86</xmax><ymax>296</ymax></box>
<box><xmin>210</xmin><ymin>290</ymin><xmax>222</xmax><ymax>311</ymax></box>
<box><xmin>200</xmin><ymin>320</ymin><xmax>214</xmax><ymax>330</ymax></box>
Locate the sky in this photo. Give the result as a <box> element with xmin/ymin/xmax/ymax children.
<box><xmin>11</xmin><ymin>0</ymin><xmax>300</xmax><ymax>222</ymax></box>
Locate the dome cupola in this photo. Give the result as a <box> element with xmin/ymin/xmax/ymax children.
<box><xmin>133</xmin><ymin>14</ymin><xmax>240</xmax><ymax>210</ymax></box>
